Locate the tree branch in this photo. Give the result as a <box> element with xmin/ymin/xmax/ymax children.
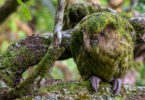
<box><xmin>130</xmin><ymin>13</ymin><xmax>145</xmax><ymax>44</ymax></box>
<box><xmin>14</xmin><ymin>81</ymin><xmax>145</xmax><ymax>100</ymax></box>
<box><xmin>0</xmin><ymin>29</ymin><xmax>75</xmax><ymax>99</ymax></box>
<box><xmin>0</xmin><ymin>30</ymin><xmax>73</xmax><ymax>86</ymax></box>
<box><xmin>4</xmin><ymin>46</ymin><xmax>64</xmax><ymax>99</ymax></box>
<box><xmin>54</xmin><ymin>0</ymin><xmax>66</xmax><ymax>45</ymax></box>
<box><xmin>130</xmin><ymin>13</ymin><xmax>145</xmax><ymax>61</ymax></box>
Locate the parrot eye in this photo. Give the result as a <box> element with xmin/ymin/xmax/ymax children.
<box><xmin>100</xmin><ymin>31</ymin><xmax>105</xmax><ymax>36</ymax></box>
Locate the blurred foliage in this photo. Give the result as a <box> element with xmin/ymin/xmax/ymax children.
<box><xmin>134</xmin><ymin>0</ymin><xmax>145</xmax><ymax>13</ymax></box>
<box><xmin>0</xmin><ymin>0</ymin><xmax>145</xmax><ymax>85</ymax></box>
<box><xmin>17</xmin><ymin>0</ymin><xmax>32</xmax><ymax>20</ymax></box>
<box><xmin>134</xmin><ymin>62</ymin><xmax>145</xmax><ymax>86</ymax></box>
<box><xmin>51</xmin><ymin>58</ymin><xmax>81</xmax><ymax>80</ymax></box>
<box><xmin>0</xmin><ymin>0</ymin><xmax>4</xmax><ymax>6</ymax></box>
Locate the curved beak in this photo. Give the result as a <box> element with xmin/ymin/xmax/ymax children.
<box><xmin>91</xmin><ymin>40</ymin><xmax>98</xmax><ymax>47</ymax></box>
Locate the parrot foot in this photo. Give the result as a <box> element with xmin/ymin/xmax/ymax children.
<box><xmin>112</xmin><ymin>78</ymin><xmax>122</xmax><ymax>96</ymax></box>
<box><xmin>89</xmin><ymin>76</ymin><xmax>101</xmax><ymax>93</ymax></box>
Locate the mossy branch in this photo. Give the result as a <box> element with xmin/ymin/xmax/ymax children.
<box><xmin>130</xmin><ymin>13</ymin><xmax>145</xmax><ymax>61</ymax></box>
<box><xmin>0</xmin><ymin>30</ymin><xmax>73</xmax><ymax>99</ymax></box>
<box><xmin>3</xmin><ymin>45</ymin><xmax>64</xmax><ymax>100</ymax></box>
<box><xmin>130</xmin><ymin>13</ymin><xmax>145</xmax><ymax>44</ymax></box>
<box><xmin>16</xmin><ymin>81</ymin><xmax>145</xmax><ymax>100</ymax></box>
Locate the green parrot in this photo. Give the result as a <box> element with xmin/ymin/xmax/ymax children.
<box><xmin>70</xmin><ymin>12</ymin><xmax>135</xmax><ymax>95</ymax></box>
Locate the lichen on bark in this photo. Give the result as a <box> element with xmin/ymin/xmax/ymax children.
<box><xmin>5</xmin><ymin>45</ymin><xmax>64</xmax><ymax>99</ymax></box>
<box><xmin>15</xmin><ymin>81</ymin><xmax>145</xmax><ymax>100</ymax></box>
<box><xmin>130</xmin><ymin>13</ymin><xmax>145</xmax><ymax>44</ymax></box>
<box><xmin>0</xmin><ymin>35</ymin><xmax>50</xmax><ymax>88</ymax></box>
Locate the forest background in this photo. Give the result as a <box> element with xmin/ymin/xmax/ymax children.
<box><xmin>0</xmin><ymin>0</ymin><xmax>145</xmax><ymax>87</ymax></box>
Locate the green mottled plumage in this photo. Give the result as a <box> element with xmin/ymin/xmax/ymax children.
<box><xmin>70</xmin><ymin>12</ymin><xmax>134</xmax><ymax>81</ymax></box>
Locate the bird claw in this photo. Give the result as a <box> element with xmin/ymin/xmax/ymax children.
<box><xmin>112</xmin><ymin>78</ymin><xmax>122</xmax><ymax>96</ymax></box>
<box><xmin>89</xmin><ymin>76</ymin><xmax>101</xmax><ymax>93</ymax></box>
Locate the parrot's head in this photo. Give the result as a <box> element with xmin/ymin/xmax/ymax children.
<box><xmin>83</xmin><ymin>25</ymin><xmax>121</xmax><ymax>58</ymax></box>
<box><xmin>79</xmin><ymin>12</ymin><xmax>134</xmax><ymax>58</ymax></box>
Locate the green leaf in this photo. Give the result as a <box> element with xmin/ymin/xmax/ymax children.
<box><xmin>17</xmin><ymin>0</ymin><xmax>32</xmax><ymax>20</ymax></box>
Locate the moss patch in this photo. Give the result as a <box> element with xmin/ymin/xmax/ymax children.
<box><xmin>79</xmin><ymin>12</ymin><xmax>134</xmax><ymax>36</ymax></box>
<box><xmin>22</xmin><ymin>81</ymin><xmax>144</xmax><ymax>100</ymax></box>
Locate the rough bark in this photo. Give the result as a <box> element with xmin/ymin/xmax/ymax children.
<box><xmin>130</xmin><ymin>13</ymin><xmax>145</xmax><ymax>61</ymax></box>
<box><xmin>130</xmin><ymin>13</ymin><xmax>145</xmax><ymax>44</ymax></box>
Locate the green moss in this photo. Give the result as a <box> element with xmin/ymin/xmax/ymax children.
<box><xmin>0</xmin><ymin>47</ymin><xmax>28</xmax><ymax>87</ymax></box>
<box><xmin>131</xmin><ymin>23</ymin><xmax>144</xmax><ymax>43</ymax></box>
<box><xmin>79</xmin><ymin>12</ymin><xmax>134</xmax><ymax>36</ymax></box>
<box><xmin>63</xmin><ymin>3</ymin><xmax>115</xmax><ymax>30</ymax></box>
<box><xmin>70</xmin><ymin>29</ymin><xmax>83</xmax><ymax>59</ymax></box>
<box><xmin>119</xmin><ymin>12</ymin><xmax>133</xmax><ymax>19</ymax></box>
<box><xmin>15</xmin><ymin>97</ymin><xmax>32</xmax><ymax>100</ymax></box>
<box><xmin>11</xmin><ymin>81</ymin><xmax>145</xmax><ymax>99</ymax></box>
<box><xmin>0</xmin><ymin>35</ymin><xmax>50</xmax><ymax>88</ymax></box>
<box><xmin>47</xmin><ymin>81</ymin><xmax>92</xmax><ymax>94</ymax></box>
<box><xmin>63</xmin><ymin>3</ymin><xmax>92</xmax><ymax>30</ymax></box>
<box><xmin>5</xmin><ymin>46</ymin><xmax>65</xmax><ymax>99</ymax></box>
<box><xmin>36</xmin><ymin>81</ymin><xmax>141</xmax><ymax>100</ymax></box>
<box><xmin>40</xmin><ymin>36</ymin><xmax>53</xmax><ymax>45</ymax></box>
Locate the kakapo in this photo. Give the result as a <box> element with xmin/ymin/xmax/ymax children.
<box><xmin>70</xmin><ymin>12</ymin><xmax>134</xmax><ymax>95</ymax></box>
